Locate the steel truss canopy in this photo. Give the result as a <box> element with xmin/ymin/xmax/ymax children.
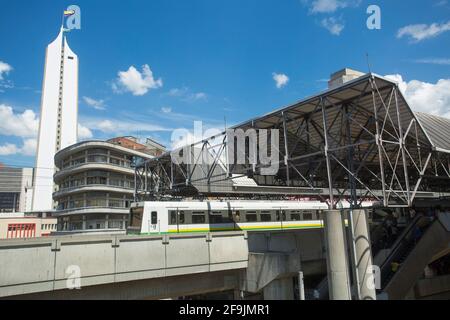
<box><xmin>135</xmin><ymin>73</ymin><xmax>450</xmax><ymax>208</ymax></box>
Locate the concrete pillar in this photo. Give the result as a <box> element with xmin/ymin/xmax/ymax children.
<box><xmin>352</xmin><ymin>209</ymin><xmax>377</xmax><ymax>300</ymax></box>
<box><xmin>298</xmin><ymin>271</ymin><xmax>305</xmax><ymax>300</ymax></box>
<box><xmin>82</xmin><ymin>215</ymin><xmax>87</xmax><ymax>230</ymax></box>
<box><xmin>324</xmin><ymin>210</ymin><xmax>351</xmax><ymax>300</ymax></box>
<box><xmin>263</xmin><ymin>278</ymin><xmax>294</xmax><ymax>300</ymax></box>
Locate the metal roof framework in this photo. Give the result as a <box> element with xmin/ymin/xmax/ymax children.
<box><xmin>134</xmin><ymin>74</ymin><xmax>450</xmax><ymax>208</ymax></box>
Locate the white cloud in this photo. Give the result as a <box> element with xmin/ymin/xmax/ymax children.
<box><xmin>0</xmin><ymin>61</ymin><xmax>12</xmax><ymax>80</ymax></box>
<box><xmin>78</xmin><ymin>124</ymin><xmax>93</xmax><ymax>140</ymax></box>
<box><xmin>0</xmin><ymin>143</ymin><xmax>18</xmax><ymax>156</ymax></box>
<box><xmin>0</xmin><ymin>139</ymin><xmax>36</xmax><ymax>156</ymax></box>
<box><xmin>166</xmin><ymin>87</ymin><xmax>207</xmax><ymax>102</ymax></box>
<box><xmin>272</xmin><ymin>73</ymin><xmax>289</xmax><ymax>89</ymax></box>
<box><xmin>321</xmin><ymin>17</ymin><xmax>345</xmax><ymax>35</ymax></box>
<box><xmin>81</xmin><ymin>117</ymin><xmax>172</xmax><ymax>136</ymax></box>
<box><xmin>413</xmin><ymin>58</ymin><xmax>450</xmax><ymax>65</ymax></box>
<box><xmin>0</xmin><ymin>104</ymin><xmax>94</xmax><ymax>156</ymax></box>
<box><xmin>82</xmin><ymin>96</ymin><xmax>106</xmax><ymax>110</ymax></box>
<box><xmin>434</xmin><ymin>0</ymin><xmax>448</xmax><ymax>7</ymax></box>
<box><xmin>397</xmin><ymin>21</ymin><xmax>450</xmax><ymax>42</ymax></box>
<box><xmin>385</xmin><ymin>74</ymin><xmax>450</xmax><ymax>118</ymax></box>
<box><xmin>191</xmin><ymin>92</ymin><xmax>207</xmax><ymax>101</ymax></box>
<box><xmin>0</xmin><ymin>104</ymin><xmax>39</xmax><ymax>138</ymax></box>
<box><xmin>161</xmin><ymin>106</ymin><xmax>172</xmax><ymax>113</ymax></box>
<box><xmin>168</xmin><ymin>87</ymin><xmax>187</xmax><ymax>97</ymax></box>
<box><xmin>113</xmin><ymin>64</ymin><xmax>162</xmax><ymax>96</ymax></box>
<box><xmin>305</xmin><ymin>0</ymin><xmax>361</xmax><ymax>14</ymax></box>
<box><xmin>20</xmin><ymin>138</ymin><xmax>37</xmax><ymax>156</ymax></box>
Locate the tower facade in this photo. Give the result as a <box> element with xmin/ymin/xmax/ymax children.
<box><xmin>32</xmin><ymin>28</ymin><xmax>78</xmax><ymax>211</ymax></box>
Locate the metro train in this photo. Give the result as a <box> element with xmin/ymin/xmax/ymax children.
<box><xmin>128</xmin><ymin>200</ymin><xmax>333</xmax><ymax>235</ymax></box>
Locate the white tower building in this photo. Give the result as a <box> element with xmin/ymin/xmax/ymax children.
<box><xmin>32</xmin><ymin>27</ymin><xmax>78</xmax><ymax>211</ymax></box>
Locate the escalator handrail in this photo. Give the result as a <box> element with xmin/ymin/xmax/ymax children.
<box><xmin>379</xmin><ymin>213</ymin><xmax>425</xmax><ymax>271</ymax></box>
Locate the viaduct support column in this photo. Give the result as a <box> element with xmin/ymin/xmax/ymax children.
<box><xmin>263</xmin><ymin>277</ymin><xmax>294</xmax><ymax>300</ymax></box>
<box><xmin>352</xmin><ymin>209</ymin><xmax>377</xmax><ymax>300</ymax></box>
<box><xmin>324</xmin><ymin>210</ymin><xmax>351</xmax><ymax>300</ymax></box>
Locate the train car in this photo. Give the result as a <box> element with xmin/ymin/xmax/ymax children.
<box><xmin>128</xmin><ymin>200</ymin><xmax>330</xmax><ymax>235</ymax></box>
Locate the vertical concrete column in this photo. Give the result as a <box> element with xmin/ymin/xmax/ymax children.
<box><xmin>263</xmin><ymin>278</ymin><xmax>294</xmax><ymax>300</ymax></box>
<box><xmin>82</xmin><ymin>215</ymin><xmax>87</xmax><ymax>230</ymax></box>
<box><xmin>352</xmin><ymin>209</ymin><xmax>377</xmax><ymax>300</ymax></box>
<box><xmin>324</xmin><ymin>210</ymin><xmax>351</xmax><ymax>300</ymax></box>
<box><xmin>298</xmin><ymin>271</ymin><xmax>305</xmax><ymax>300</ymax></box>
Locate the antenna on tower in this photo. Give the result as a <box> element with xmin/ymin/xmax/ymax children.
<box><xmin>366</xmin><ymin>53</ymin><xmax>373</xmax><ymax>74</ymax></box>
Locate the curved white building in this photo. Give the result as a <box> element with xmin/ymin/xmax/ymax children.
<box><xmin>32</xmin><ymin>27</ymin><xmax>78</xmax><ymax>212</ymax></box>
<box><xmin>53</xmin><ymin>137</ymin><xmax>165</xmax><ymax>232</ymax></box>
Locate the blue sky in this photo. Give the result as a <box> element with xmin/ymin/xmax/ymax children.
<box><xmin>1</xmin><ymin>0</ymin><xmax>450</xmax><ymax>167</ymax></box>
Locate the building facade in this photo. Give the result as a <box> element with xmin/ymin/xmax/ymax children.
<box><xmin>0</xmin><ymin>213</ymin><xmax>57</xmax><ymax>239</ymax></box>
<box><xmin>53</xmin><ymin>137</ymin><xmax>165</xmax><ymax>232</ymax></box>
<box><xmin>33</xmin><ymin>27</ymin><xmax>78</xmax><ymax>212</ymax></box>
<box><xmin>0</xmin><ymin>167</ymin><xmax>34</xmax><ymax>213</ymax></box>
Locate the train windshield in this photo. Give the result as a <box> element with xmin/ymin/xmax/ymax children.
<box><xmin>129</xmin><ymin>207</ymin><xmax>144</xmax><ymax>231</ymax></box>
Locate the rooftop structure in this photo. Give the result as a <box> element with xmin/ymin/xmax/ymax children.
<box><xmin>135</xmin><ymin>70</ymin><xmax>450</xmax><ymax>208</ymax></box>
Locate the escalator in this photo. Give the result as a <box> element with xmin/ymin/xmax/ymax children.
<box><xmin>308</xmin><ymin>212</ymin><xmax>449</xmax><ymax>300</ymax></box>
<box><xmin>379</xmin><ymin>213</ymin><xmax>450</xmax><ymax>299</ymax></box>
<box><xmin>308</xmin><ymin>213</ymin><xmax>414</xmax><ymax>300</ymax></box>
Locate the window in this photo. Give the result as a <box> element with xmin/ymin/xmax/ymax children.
<box><xmin>260</xmin><ymin>214</ymin><xmax>272</xmax><ymax>222</ymax></box>
<box><xmin>276</xmin><ymin>210</ymin><xmax>286</xmax><ymax>221</ymax></box>
<box><xmin>192</xmin><ymin>213</ymin><xmax>206</xmax><ymax>224</ymax></box>
<box><xmin>290</xmin><ymin>214</ymin><xmax>301</xmax><ymax>221</ymax></box>
<box><xmin>130</xmin><ymin>207</ymin><xmax>143</xmax><ymax>228</ymax></box>
<box><xmin>209</xmin><ymin>214</ymin><xmax>223</xmax><ymax>224</ymax></box>
<box><xmin>169</xmin><ymin>210</ymin><xmax>177</xmax><ymax>225</ymax></box>
<box><xmin>245</xmin><ymin>214</ymin><xmax>258</xmax><ymax>222</ymax></box>
<box><xmin>87</xmin><ymin>155</ymin><xmax>107</xmax><ymax>163</ymax></box>
<box><xmin>109</xmin><ymin>199</ymin><xmax>124</xmax><ymax>208</ymax></box>
<box><xmin>151</xmin><ymin>211</ymin><xmax>157</xmax><ymax>225</ymax></box>
<box><xmin>179</xmin><ymin>211</ymin><xmax>185</xmax><ymax>224</ymax></box>
<box><xmin>303</xmin><ymin>212</ymin><xmax>313</xmax><ymax>220</ymax></box>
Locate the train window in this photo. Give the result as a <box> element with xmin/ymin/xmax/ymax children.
<box><xmin>303</xmin><ymin>211</ymin><xmax>313</xmax><ymax>220</ymax></box>
<box><xmin>151</xmin><ymin>211</ymin><xmax>157</xmax><ymax>225</ymax></box>
<box><xmin>169</xmin><ymin>211</ymin><xmax>177</xmax><ymax>225</ymax></box>
<box><xmin>179</xmin><ymin>211</ymin><xmax>185</xmax><ymax>224</ymax></box>
<box><xmin>245</xmin><ymin>214</ymin><xmax>257</xmax><ymax>222</ymax></box>
<box><xmin>276</xmin><ymin>210</ymin><xmax>286</xmax><ymax>221</ymax></box>
<box><xmin>209</xmin><ymin>214</ymin><xmax>223</xmax><ymax>224</ymax></box>
<box><xmin>192</xmin><ymin>214</ymin><xmax>206</xmax><ymax>224</ymax></box>
<box><xmin>129</xmin><ymin>207</ymin><xmax>143</xmax><ymax>227</ymax></box>
<box><xmin>260</xmin><ymin>214</ymin><xmax>272</xmax><ymax>222</ymax></box>
<box><xmin>290</xmin><ymin>214</ymin><xmax>301</xmax><ymax>221</ymax></box>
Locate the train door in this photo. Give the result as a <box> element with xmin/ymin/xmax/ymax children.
<box><xmin>277</xmin><ymin>207</ymin><xmax>287</xmax><ymax>229</ymax></box>
<box><xmin>168</xmin><ymin>206</ymin><xmax>187</xmax><ymax>234</ymax></box>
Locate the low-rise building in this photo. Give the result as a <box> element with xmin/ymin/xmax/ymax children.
<box><xmin>0</xmin><ymin>166</ymin><xmax>34</xmax><ymax>213</ymax></box>
<box><xmin>0</xmin><ymin>212</ymin><xmax>57</xmax><ymax>239</ymax></box>
<box><xmin>53</xmin><ymin>137</ymin><xmax>165</xmax><ymax>232</ymax></box>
